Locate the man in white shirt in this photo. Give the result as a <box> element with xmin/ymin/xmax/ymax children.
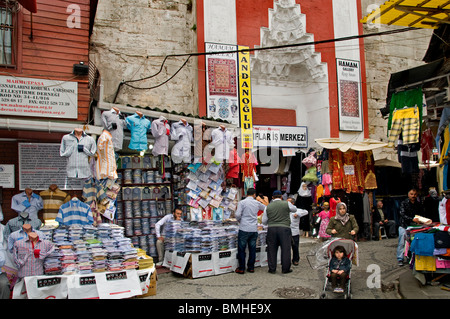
<box><xmin>155</xmin><ymin>208</ymin><xmax>183</xmax><ymax>266</ymax></box>
<box><xmin>287</xmin><ymin>197</ymin><xmax>308</xmax><ymax>266</ymax></box>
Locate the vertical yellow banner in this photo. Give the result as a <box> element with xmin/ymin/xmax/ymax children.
<box><xmin>238</xmin><ymin>46</ymin><xmax>253</xmax><ymax>149</ymax></box>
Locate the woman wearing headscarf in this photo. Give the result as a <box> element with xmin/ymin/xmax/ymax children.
<box><xmin>326</xmin><ymin>202</ymin><xmax>359</xmax><ymax>240</ymax></box>
<box><xmin>296</xmin><ymin>182</ymin><xmax>313</xmax><ymax>237</ymax></box>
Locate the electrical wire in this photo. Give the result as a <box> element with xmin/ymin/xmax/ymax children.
<box><xmin>113</xmin><ymin>26</ymin><xmax>417</xmax><ymax>101</ymax></box>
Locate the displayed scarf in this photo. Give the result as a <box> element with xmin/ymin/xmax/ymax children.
<box><xmin>335</xmin><ymin>202</ymin><xmax>349</xmax><ymax>225</ymax></box>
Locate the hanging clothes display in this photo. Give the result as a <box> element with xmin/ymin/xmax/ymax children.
<box><xmin>388</xmin><ymin>106</ymin><xmax>421</xmax><ymax>147</ymax></box>
<box><xmin>210</xmin><ymin>126</ymin><xmax>234</xmax><ymax>162</ymax></box>
<box><xmin>171</xmin><ymin>120</ymin><xmax>193</xmax><ymax>163</ymax></box>
<box><xmin>151</xmin><ymin>116</ymin><xmax>171</xmax><ymax>156</ymax></box>
<box><xmin>95</xmin><ymin>130</ymin><xmax>118</xmax><ymax>180</ymax></box>
<box><xmin>342</xmin><ymin>150</ymin><xmax>359</xmax><ymax>193</ymax></box>
<box><xmin>397</xmin><ymin>137</ymin><xmax>420</xmax><ymax>174</ymax></box>
<box><xmin>421</xmin><ymin>128</ymin><xmax>434</xmax><ymax>170</ymax></box>
<box><xmin>60</xmin><ymin>130</ymin><xmax>97</xmax><ymax>179</ymax></box>
<box><xmin>387</xmin><ymin>87</ymin><xmax>423</xmax><ymax>133</ymax></box>
<box><xmin>330</xmin><ymin>149</ymin><xmax>344</xmax><ymax>190</ymax></box>
<box><xmin>101</xmin><ymin>108</ymin><xmax>126</xmax><ymax>151</ymax></box>
<box><xmin>126</xmin><ymin>112</ymin><xmax>151</xmax><ymax>151</ymax></box>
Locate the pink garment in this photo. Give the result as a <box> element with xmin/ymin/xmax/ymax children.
<box><xmin>322</xmin><ymin>173</ymin><xmax>332</xmax><ymax>185</ymax></box>
<box><xmin>318</xmin><ymin>210</ymin><xmax>331</xmax><ymax>238</ymax></box>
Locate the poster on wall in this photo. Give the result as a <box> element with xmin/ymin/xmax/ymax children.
<box><xmin>19</xmin><ymin>143</ymin><xmax>84</xmax><ymax>190</ymax></box>
<box><xmin>205</xmin><ymin>42</ymin><xmax>239</xmax><ymax>126</ymax></box>
<box><xmin>0</xmin><ymin>76</ymin><xmax>78</xmax><ymax>119</ymax></box>
<box><xmin>336</xmin><ymin>58</ymin><xmax>363</xmax><ymax>132</ymax></box>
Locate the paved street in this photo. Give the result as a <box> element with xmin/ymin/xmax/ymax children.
<box><xmin>146</xmin><ymin>237</ymin><xmax>402</xmax><ymax>300</ymax></box>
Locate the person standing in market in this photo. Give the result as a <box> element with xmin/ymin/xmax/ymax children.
<box><xmin>262</xmin><ymin>190</ymin><xmax>298</xmax><ymax>274</ymax></box>
<box><xmin>155</xmin><ymin>208</ymin><xmax>183</xmax><ymax>266</ymax></box>
<box><xmin>234</xmin><ymin>188</ymin><xmax>268</xmax><ymax>274</ymax></box>
<box><xmin>397</xmin><ymin>188</ymin><xmax>423</xmax><ymax>266</ymax></box>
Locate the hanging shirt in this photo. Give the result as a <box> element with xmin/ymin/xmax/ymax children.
<box><xmin>39</xmin><ymin>188</ymin><xmax>71</xmax><ymax>220</ymax></box>
<box><xmin>7</xmin><ymin>228</ymin><xmax>47</xmax><ymax>253</ymax></box>
<box><xmin>171</xmin><ymin>120</ymin><xmax>193</xmax><ymax>163</ymax></box>
<box><xmin>101</xmin><ymin>109</ymin><xmax>126</xmax><ymax>151</ymax></box>
<box><xmin>96</xmin><ymin>130</ymin><xmax>118</xmax><ymax>180</ymax></box>
<box><xmin>151</xmin><ymin>116</ymin><xmax>171</xmax><ymax>156</ymax></box>
<box><xmin>210</xmin><ymin>127</ymin><xmax>234</xmax><ymax>161</ymax></box>
<box><xmin>60</xmin><ymin>131</ymin><xmax>97</xmax><ymax>179</ymax></box>
<box><xmin>56</xmin><ymin>198</ymin><xmax>94</xmax><ymax>226</ymax></box>
<box><xmin>126</xmin><ymin>113</ymin><xmax>151</xmax><ymax>151</ymax></box>
<box><xmin>11</xmin><ymin>192</ymin><xmax>43</xmax><ymax>220</ymax></box>
<box><xmin>3</xmin><ymin>215</ymin><xmax>42</xmax><ymax>240</ymax></box>
<box><xmin>13</xmin><ymin>237</ymin><xmax>54</xmax><ymax>278</ymax></box>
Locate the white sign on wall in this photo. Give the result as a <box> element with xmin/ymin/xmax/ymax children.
<box><xmin>253</xmin><ymin>125</ymin><xmax>308</xmax><ymax>148</ymax></box>
<box><xmin>19</xmin><ymin>143</ymin><xmax>84</xmax><ymax>190</ymax></box>
<box><xmin>0</xmin><ymin>164</ymin><xmax>14</xmax><ymax>188</ymax></box>
<box><xmin>336</xmin><ymin>58</ymin><xmax>363</xmax><ymax>132</ymax></box>
<box><xmin>205</xmin><ymin>42</ymin><xmax>239</xmax><ymax>126</ymax></box>
<box><xmin>0</xmin><ymin>76</ymin><xmax>78</xmax><ymax>119</ymax></box>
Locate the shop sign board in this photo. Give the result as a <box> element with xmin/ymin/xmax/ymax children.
<box><xmin>336</xmin><ymin>58</ymin><xmax>363</xmax><ymax>132</ymax></box>
<box><xmin>0</xmin><ymin>75</ymin><xmax>78</xmax><ymax>119</ymax></box>
<box><xmin>253</xmin><ymin>125</ymin><xmax>308</xmax><ymax>148</ymax></box>
<box><xmin>0</xmin><ymin>164</ymin><xmax>14</xmax><ymax>188</ymax></box>
<box><xmin>18</xmin><ymin>143</ymin><xmax>84</xmax><ymax>190</ymax></box>
<box><xmin>238</xmin><ymin>45</ymin><xmax>253</xmax><ymax>149</ymax></box>
<box><xmin>205</xmin><ymin>43</ymin><xmax>239</xmax><ymax>126</ymax></box>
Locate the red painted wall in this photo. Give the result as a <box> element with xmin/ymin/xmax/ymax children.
<box><xmin>0</xmin><ymin>0</ymin><xmax>91</xmax><ymax>122</ymax></box>
<box><xmin>252</xmin><ymin>107</ymin><xmax>296</xmax><ymax>126</ymax></box>
<box><xmin>197</xmin><ymin>0</ymin><xmax>368</xmax><ymax>139</ymax></box>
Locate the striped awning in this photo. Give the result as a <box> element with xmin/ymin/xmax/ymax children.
<box><xmin>361</xmin><ymin>0</ymin><xmax>450</xmax><ymax>29</ymax></box>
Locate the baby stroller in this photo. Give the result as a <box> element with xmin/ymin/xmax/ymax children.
<box><xmin>319</xmin><ymin>238</ymin><xmax>358</xmax><ymax>299</ymax></box>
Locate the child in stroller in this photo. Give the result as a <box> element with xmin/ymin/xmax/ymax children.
<box><xmin>329</xmin><ymin>245</ymin><xmax>351</xmax><ymax>293</ymax></box>
<box><xmin>318</xmin><ymin>238</ymin><xmax>357</xmax><ymax>299</ymax></box>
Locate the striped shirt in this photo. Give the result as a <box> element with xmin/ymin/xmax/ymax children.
<box><xmin>60</xmin><ymin>131</ymin><xmax>97</xmax><ymax>179</ymax></box>
<box><xmin>39</xmin><ymin>188</ymin><xmax>71</xmax><ymax>220</ymax></box>
<box><xmin>13</xmin><ymin>237</ymin><xmax>54</xmax><ymax>278</ymax></box>
<box><xmin>55</xmin><ymin>198</ymin><xmax>94</xmax><ymax>226</ymax></box>
<box><xmin>7</xmin><ymin>228</ymin><xmax>47</xmax><ymax>253</ymax></box>
<box><xmin>95</xmin><ymin>130</ymin><xmax>118</xmax><ymax>180</ymax></box>
<box><xmin>82</xmin><ymin>177</ymin><xmax>107</xmax><ymax>205</ymax></box>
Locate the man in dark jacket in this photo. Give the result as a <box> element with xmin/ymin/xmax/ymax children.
<box><xmin>373</xmin><ymin>200</ymin><xmax>396</xmax><ymax>240</ymax></box>
<box><xmin>397</xmin><ymin>188</ymin><xmax>422</xmax><ymax>266</ymax></box>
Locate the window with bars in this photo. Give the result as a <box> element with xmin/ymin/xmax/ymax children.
<box><xmin>0</xmin><ymin>2</ymin><xmax>18</xmax><ymax>67</ymax></box>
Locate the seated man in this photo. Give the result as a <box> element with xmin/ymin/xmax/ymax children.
<box><xmin>372</xmin><ymin>200</ymin><xmax>396</xmax><ymax>240</ymax></box>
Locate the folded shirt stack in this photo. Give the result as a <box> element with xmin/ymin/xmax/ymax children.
<box><xmin>91</xmin><ymin>247</ymin><xmax>108</xmax><ymax>273</ymax></box>
<box><xmin>69</xmin><ymin>225</ymin><xmax>84</xmax><ymax>242</ymax></box>
<box><xmin>60</xmin><ymin>247</ymin><xmax>77</xmax><ymax>275</ymax></box>
<box><xmin>44</xmin><ymin>249</ymin><xmax>63</xmax><ymax>275</ymax></box>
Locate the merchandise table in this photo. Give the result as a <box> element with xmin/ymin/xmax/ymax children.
<box><xmin>12</xmin><ymin>267</ymin><xmax>155</xmax><ymax>299</ymax></box>
<box><xmin>163</xmin><ymin>246</ymin><xmax>274</xmax><ymax>278</ymax></box>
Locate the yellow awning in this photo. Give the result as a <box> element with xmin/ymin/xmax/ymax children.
<box><xmin>361</xmin><ymin>0</ymin><xmax>450</xmax><ymax>29</ymax></box>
